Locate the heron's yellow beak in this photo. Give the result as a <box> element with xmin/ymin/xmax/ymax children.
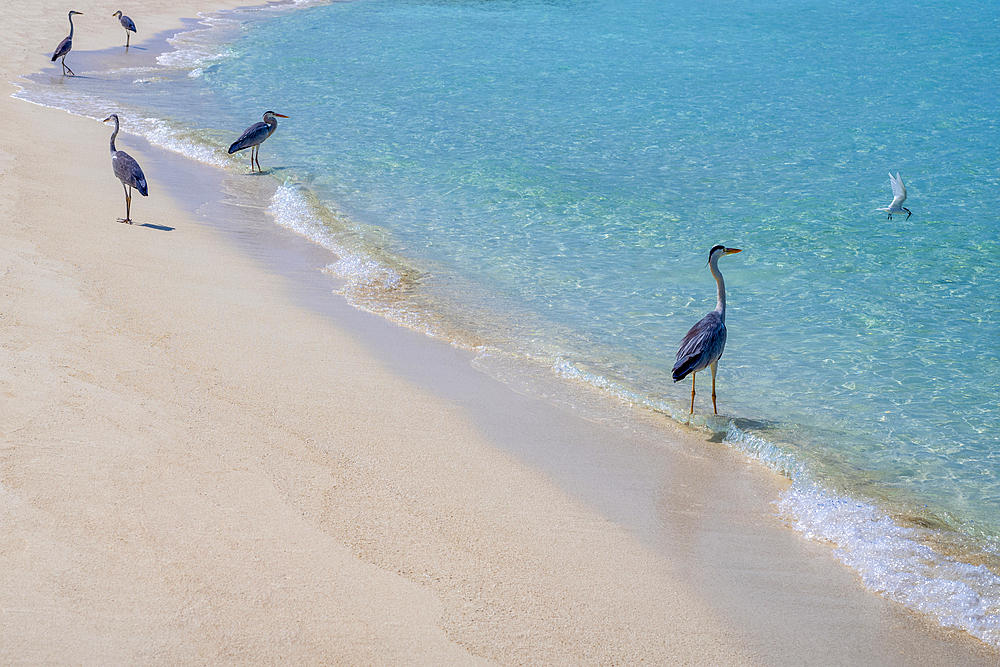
<box><xmin>725</xmin><ymin>248</ymin><xmax>742</xmax><ymax>254</ymax></box>
<box><xmin>274</xmin><ymin>113</ymin><xmax>290</xmax><ymax>118</ymax></box>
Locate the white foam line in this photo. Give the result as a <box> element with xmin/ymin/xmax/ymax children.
<box><xmin>725</xmin><ymin>423</ymin><xmax>1000</xmax><ymax>647</ymax></box>
<box><xmin>778</xmin><ymin>483</ymin><xmax>1000</xmax><ymax>646</ymax></box>
<box><xmin>267</xmin><ymin>185</ymin><xmax>403</xmax><ymax>292</ymax></box>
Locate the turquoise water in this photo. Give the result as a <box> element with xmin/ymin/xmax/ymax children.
<box><xmin>16</xmin><ymin>0</ymin><xmax>1000</xmax><ymax>645</ymax></box>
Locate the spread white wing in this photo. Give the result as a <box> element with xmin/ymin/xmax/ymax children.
<box><xmin>889</xmin><ymin>172</ymin><xmax>907</xmax><ymax>208</ymax></box>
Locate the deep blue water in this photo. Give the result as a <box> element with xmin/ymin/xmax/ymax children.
<box><xmin>16</xmin><ymin>0</ymin><xmax>1000</xmax><ymax>645</ymax></box>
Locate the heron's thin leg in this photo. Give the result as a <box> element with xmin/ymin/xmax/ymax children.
<box><xmin>690</xmin><ymin>372</ymin><xmax>696</xmax><ymax>414</ymax></box>
<box><xmin>254</xmin><ymin>145</ymin><xmax>261</xmax><ymax>172</ymax></box>
<box><xmin>62</xmin><ymin>57</ymin><xmax>74</xmax><ymax>76</ymax></box>
<box><xmin>710</xmin><ymin>361</ymin><xmax>719</xmax><ymax>414</ymax></box>
<box><xmin>120</xmin><ymin>183</ymin><xmax>133</xmax><ymax>224</ymax></box>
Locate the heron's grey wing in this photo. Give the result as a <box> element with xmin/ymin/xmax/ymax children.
<box><xmin>889</xmin><ymin>172</ymin><xmax>907</xmax><ymax>206</ymax></box>
<box><xmin>121</xmin><ymin>15</ymin><xmax>137</xmax><ymax>32</ymax></box>
<box><xmin>672</xmin><ymin>311</ymin><xmax>727</xmax><ymax>382</ymax></box>
<box><xmin>112</xmin><ymin>151</ymin><xmax>148</xmax><ymax>196</ymax></box>
<box><xmin>52</xmin><ymin>36</ymin><xmax>71</xmax><ymax>60</ymax></box>
<box><xmin>228</xmin><ymin>122</ymin><xmax>270</xmax><ymax>153</ymax></box>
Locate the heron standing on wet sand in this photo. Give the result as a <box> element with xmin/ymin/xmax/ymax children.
<box><xmin>51</xmin><ymin>11</ymin><xmax>83</xmax><ymax>76</ymax></box>
<box><xmin>112</xmin><ymin>11</ymin><xmax>137</xmax><ymax>48</ymax></box>
<box><xmin>228</xmin><ymin>111</ymin><xmax>289</xmax><ymax>173</ymax></box>
<box><xmin>672</xmin><ymin>245</ymin><xmax>742</xmax><ymax>415</ymax></box>
<box><xmin>103</xmin><ymin>114</ymin><xmax>148</xmax><ymax>225</ymax></box>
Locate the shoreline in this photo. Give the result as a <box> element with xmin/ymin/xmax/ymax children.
<box><xmin>3</xmin><ymin>1</ymin><xmax>999</xmax><ymax>664</ymax></box>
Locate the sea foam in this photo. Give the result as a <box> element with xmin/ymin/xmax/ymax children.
<box><xmin>267</xmin><ymin>185</ymin><xmax>403</xmax><ymax>293</ymax></box>
<box><xmin>779</xmin><ymin>483</ymin><xmax>1000</xmax><ymax>646</ymax></box>
<box><xmin>726</xmin><ymin>423</ymin><xmax>1000</xmax><ymax>648</ymax></box>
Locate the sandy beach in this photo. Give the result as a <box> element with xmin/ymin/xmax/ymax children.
<box><xmin>2</xmin><ymin>1</ymin><xmax>998</xmax><ymax>664</ymax></box>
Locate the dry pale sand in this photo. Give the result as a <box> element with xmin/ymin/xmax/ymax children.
<box><xmin>2</xmin><ymin>1</ymin><xmax>998</xmax><ymax>665</ymax></box>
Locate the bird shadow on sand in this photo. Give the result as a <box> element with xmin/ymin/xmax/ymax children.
<box><xmin>136</xmin><ymin>222</ymin><xmax>175</xmax><ymax>232</ymax></box>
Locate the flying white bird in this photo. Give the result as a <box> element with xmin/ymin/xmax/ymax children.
<box><xmin>877</xmin><ymin>172</ymin><xmax>912</xmax><ymax>220</ymax></box>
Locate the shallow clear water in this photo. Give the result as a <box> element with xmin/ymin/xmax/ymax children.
<box><xmin>15</xmin><ymin>0</ymin><xmax>1000</xmax><ymax>645</ymax></box>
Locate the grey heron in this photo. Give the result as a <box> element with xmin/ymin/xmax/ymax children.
<box><xmin>103</xmin><ymin>114</ymin><xmax>148</xmax><ymax>225</ymax></box>
<box><xmin>876</xmin><ymin>172</ymin><xmax>911</xmax><ymax>220</ymax></box>
<box><xmin>228</xmin><ymin>111</ymin><xmax>289</xmax><ymax>173</ymax></box>
<box><xmin>672</xmin><ymin>245</ymin><xmax>742</xmax><ymax>415</ymax></box>
<box><xmin>51</xmin><ymin>11</ymin><xmax>83</xmax><ymax>76</ymax></box>
<box><xmin>112</xmin><ymin>11</ymin><xmax>137</xmax><ymax>48</ymax></box>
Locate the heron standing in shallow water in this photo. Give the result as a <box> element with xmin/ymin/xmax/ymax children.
<box><xmin>672</xmin><ymin>245</ymin><xmax>742</xmax><ymax>415</ymax></box>
<box><xmin>112</xmin><ymin>11</ymin><xmax>137</xmax><ymax>48</ymax></box>
<box><xmin>51</xmin><ymin>11</ymin><xmax>83</xmax><ymax>76</ymax></box>
<box><xmin>103</xmin><ymin>114</ymin><xmax>148</xmax><ymax>225</ymax></box>
<box><xmin>876</xmin><ymin>172</ymin><xmax>912</xmax><ymax>220</ymax></box>
<box><xmin>228</xmin><ymin>111</ymin><xmax>289</xmax><ymax>173</ymax></box>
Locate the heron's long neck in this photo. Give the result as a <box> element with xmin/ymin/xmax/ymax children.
<box><xmin>108</xmin><ymin>122</ymin><xmax>119</xmax><ymax>153</ymax></box>
<box><xmin>710</xmin><ymin>257</ymin><xmax>727</xmax><ymax>322</ymax></box>
<box><xmin>68</xmin><ymin>14</ymin><xmax>75</xmax><ymax>39</ymax></box>
<box><xmin>265</xmin><ymin>117</ymin><xmax>278</xmax><ymax>135</ymax></box>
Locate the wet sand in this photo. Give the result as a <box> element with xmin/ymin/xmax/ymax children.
<box><xmin>1</xmin><ymin>1</ymin><xmax>998</xmax><ymax>664</ymax></box>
